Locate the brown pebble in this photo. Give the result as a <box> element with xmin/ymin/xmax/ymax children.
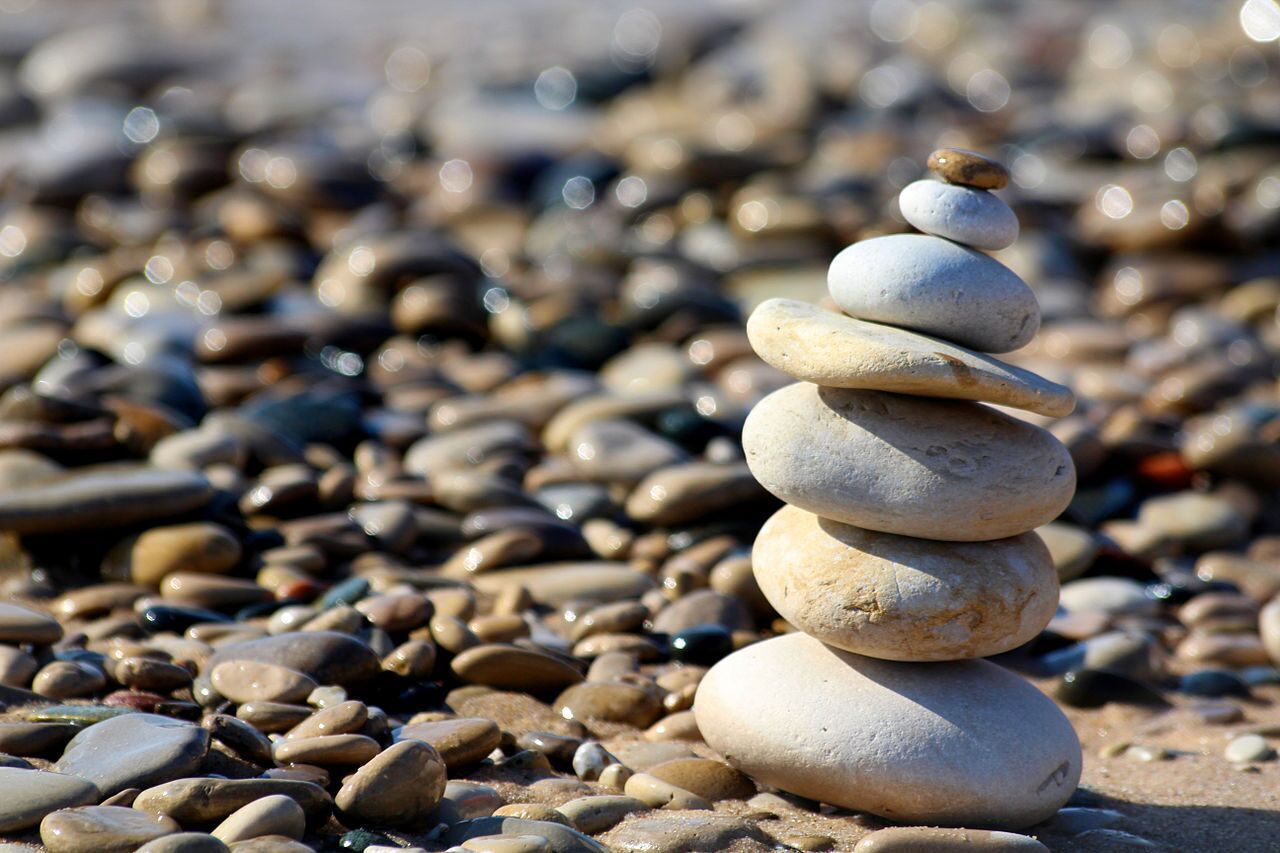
<box><xmin>926</xmin><ymin>148</ymin><xmax>1010</xmax><ymax>190</ymax></box>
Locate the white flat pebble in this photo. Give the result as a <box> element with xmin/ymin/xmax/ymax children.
<box><xmin>828</xmin><ymin>234</ymin><xmax>1039</xmax><ymax>353</ymax></box>
<box><xmin>899</xmin><ymin>179</ymin><xmax>1019</xmax><ymax>250</ymax></box>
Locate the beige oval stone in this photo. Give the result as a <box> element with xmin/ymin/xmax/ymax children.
<box><xmin>119</xmin><ymin>523</ymin><xmax>242</xmax><ymax>587</ymax></box>
<box><xmin>555</xmin><ymin>681</ymin><xmax>663</xmax><ymax>728</ymax></box>
<box><xmin>855</xmin><ymin>826</ymin><xmax>1048</xmax><ymax>851</ymax></box>
<box><xmin>41</xmin><ymin>805</ymin><xmax>179</xmax><ymax>853</ymax></box>
<box><xmin>743</xmin><ymin>384</ymin><xmax>1075</xmax><ymax>541</ymax></box>
<box><xmin>461</xmin><ymin>835</ymin><xmax>550</xmax><ymax>853</ymax></box>
<box><xmin>623</xmin><ymin>773</ymin><xmax>712</xmax><ymax>810</ymax></box>
<box><xmin>272</xmin><ymin>734</ymin><xmax>379</xmax><ymax>766</ymax></box>
<box><xmin>646</xmin><ymin>757</ymin><xmax>755</xmax><ymax>801</ymax></box>
<box><xmin>394</xmin><ymin>717</ymin><xmax>501</xmax><ymax>769</ymax></box>
<box><xmin>694</xmin><ymin>633</ymin><xmax>1081</xmax><ymax>828</ymax></box>
<box><xmin>334</xmin><ymin>740</ymin><xmax>446</xmax><ymax>828</ymax></box>
<box><xmin>451</xmin><ymin>644</ymin><xmax>583</xmax><ymax>692</ymax></box>
<box><xmin>210</xmin><ymin>661</ymin><xmax>317</xmax><ymax>705</ymax></box>
<box><xmin>747</xmin><ymin>300</ymin><xmax>1073</xmax><ymax>417</ymax></box>
<box><xmin>753</xmin><ymin>506</ymin><xmax>1058</xmax><ymax>661</ymax></box>
<box><xmin>211</xmin><ymin>796</ymin><xmax>304</xmax><ymax>844</ymax></box>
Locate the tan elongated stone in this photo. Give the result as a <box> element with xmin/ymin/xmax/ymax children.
<box><xmin>746</xmin><ymin>299</ymin><xmax>1073</xmax><ymax>417</ymax></box>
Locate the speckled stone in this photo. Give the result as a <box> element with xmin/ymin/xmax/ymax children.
<box><xmin>752</xmin><ymin>506</ymin><xmax>1058</xmax><ymax>660</ymax></box>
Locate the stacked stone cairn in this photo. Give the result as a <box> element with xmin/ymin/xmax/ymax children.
<box><xmin>695</xmin><ymin>149</ymin><xmax>1083</xmax><ymax>829</ymax></box>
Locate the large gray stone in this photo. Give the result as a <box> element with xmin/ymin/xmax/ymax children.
<box><xmin>54</xmin><ymin>714</ymin><xmax>209</xmax><ymax>797</ymax></box>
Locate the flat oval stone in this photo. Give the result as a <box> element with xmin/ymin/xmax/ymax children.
<box><xmin>41</xmin><ymin>805</ymin><xmax>180</xmax><ymax>853</ymax></box>
<box><xmin>899</xmin><ymin>180</ymin><xmax>1018</xmax><ymax>250</ymax></box>
<box><xmin>133</xmin><ymin>778</ymin><xmax>331</xmax><ymax>827</ymax></box>
<box><xmin>624</xmin><ymin>463</ymin><xmax>763</xmax><ymax>527</ymax></box>
<box><xmin>555</xmin><ymin>682</ymin><xmax>663</xmax><ymax>728</ymax></box>
<box><xmin>471</xmin><ymin>563</ymin><xmax>657</xmax><ymax>608</ymax></box>
<box><xmin>55</xmin><ymin>713</ymin><xmax>209</xmax><ymax>797</ymax></box>
<box><xmin>753</xmin><ymin>506</ymin><xmax>1058</xmax><ymax>661</ymax></box>
<box><xmin>211</xmin><ymin>796</ymin><xmax>305</xmax><ymax>844</ymax></box>
<box><xmin>441</xmin><ymin>817</ymin><xmax>607</xmax><ymax>853</ymax></box>
<box><xmin>828</xmin><ymin>234</ymin><xmax>1039</xmax><ymax>353</ymax></box>
<box><xmin>335</xmin><ymin>740</ymin><xmax>447</xmax><ymax>829</ymax></box>
<box><xmin>272</xmin><ymin>734</ymin><xmax>380</xmax><ymax>766</ymax></box>
<box><xmin>452</xmin><ymin>644</ymin><xmax>583</xmax><ymax>692</ymax></box>
<box><xmin>0</xmin><ymin>601</ymin><xmax>62</xmax><ymax>645</ymax></box>
<box><xmin>743</xmin><ymin>384</ymin><xmax>1075</xmax><ymax>541</ymax></box>
<box><xmin>855</xmin><ymin>826</ymin><xmax>1048</xmax><ymax>851</ymax></box>
<box><xmin>926</xmin><ymin>148</ymin><xmax>1010</xmax><ymax>190</ymax></box>
<box><xmin>746</xmin><ymin>300</ymin><xmax>1073</xmax><ymax>417</ymax></box>
<box><xmin>0</xmin><ymin>468</ymin><xmax>213</xmax><ymax>533</ymax></box>
<box><xmin>210</xmin><ymin>661</ymin><xmax>317</xmax><ymax>705</ymax></box>
<box><xmin>137</xmin><ymin>833</ymin><xmax>230</xmax><ymax>853</ymax></box>
<box><xmin>121</xmin><ymin>523</ymin><xmax>243</xmax><ymax>587</ymax></box>
<box><xmin>646</xmin><ymin>758</ymin><xmax>755</xmax><ymax>802</ymax></box>
<box><xmin>694</xmin><ymin>633</ymin><xmax>1081</xmax><ymax>828</ymax></box>
<box><xmin>205</xmin><ymin>632</ymin><xmax>380</xmax><ymax>686</ymax></box>
<box><xmin>393</xmin><ymin>717</ymin><xmax>502</xmax><ymax>769</ymax></box>
<box><xmin>0</xmin><ymin>768</ymin><xmax>98</xmax><ymax>832</ymax></box>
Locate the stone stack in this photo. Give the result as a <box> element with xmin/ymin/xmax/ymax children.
<box><xmin>694</xmin><ymin>150</ymin><xmax>1083</xmax><ymax>829</ymax></box>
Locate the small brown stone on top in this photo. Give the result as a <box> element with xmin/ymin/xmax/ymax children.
<box><xmin>926</xmin><ymin>148</ymin><xmax>1009</xmax><ymax>189</ymax></box>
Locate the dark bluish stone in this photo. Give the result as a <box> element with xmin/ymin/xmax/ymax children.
<box><xmin>320</xmin><ymin>577</ymin><xmax>370</xmax><ymax>609</ymax></box>
<box><xmin>140</xmin><ymin>605</ymin><xmax>233</xmax><ymax>635</ymax></box>
<box><xmin>1180</xmin><ymin>669</ymin><xmax>1251</xmax><ymax>698</ymax></box>
<box><xmin>153</xmin><ymin>701</ymin><xmax>201</xmax><ymax>720</ymax></box>
<box><xmin>536</xmin><ymin>317</ymin><xmax>631</xmax><ymax>371</ymax></box>
<box><xmin>531</xmin><ymin>154</ymin><xmax>619</xmax><ymax>211</ymax></box>
<box><xmin>339</xmin><ymin>829</ymin><xmax>396</xmax><ymax>851</ymax></box>
<box><xmin>235</xmin><ymin>598</ymin><xmax>310</xmax><ymax>621</ymax></box>
<box><xmin>655</xmin><ymin>406</ymin><xmax>730</xmax><ymax>453</ymax></box>
<box><xmin>1067</xmin><ymin>479</ymin><xmax>1136</xmax><ymax>527</ymax></box>
<box><xmin>1055</xmin><ymin>670</ymin><xmax>1169</xmax><ymax>709</ymax></box>
<box><xmin>669</xmin><ymin>625</ymin><xmax>734</xmax><ymax>666</ymax></box>
<box><xmin>1240</xmin><ymin>666</ymin><xmax>1280</xmax><ymax>686</ymax></box>
<box><xmin>245</xmin><ymin>389</ymin><xmax>365</xmax><ymax>450</ymax></box>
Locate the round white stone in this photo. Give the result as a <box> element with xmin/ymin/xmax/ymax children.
<box><xmin>752</xmin><ymin>505</ymin><xmax>1059</xmax><ymax>661</ymax></box>
<box><xmin>898</xmin><ymin>179</ymin><xmax>1019</xmax><ymax>250</ymax></box>
<box><xmin>741</xmin><ymin>383</ymin><xmax>1076</xmax><ymax>542</ymax></box>
<box><xmin>828</xmin><ymin>234</ymin><xmax>1039</xmax><ymax>353</ymax></box>
<box><xmin>694</xmin><ymin>633</ymin><xmax>1082</xmax><ymax>829</ymax></box>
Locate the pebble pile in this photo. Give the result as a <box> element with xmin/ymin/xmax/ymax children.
<box><xmin>696</xmin><ymin>150</ymin><xmax>1084</xmax><ymax>828</ymax></box>
<box><xmin>0</xmin><ymin>2</ymin><xmax>1278</xmax><ymax>851</ymax></box>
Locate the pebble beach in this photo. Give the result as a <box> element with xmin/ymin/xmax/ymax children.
<box><xmin>0</xmin><ymin>1</ymin><xmax>1279</xmax><ymax>851</ymax></box>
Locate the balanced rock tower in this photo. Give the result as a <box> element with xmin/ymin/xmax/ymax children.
<box><xmin>695</xmin><ymin>149</ymin><xmax>1083</xmax><ymax>829</ymax></box>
